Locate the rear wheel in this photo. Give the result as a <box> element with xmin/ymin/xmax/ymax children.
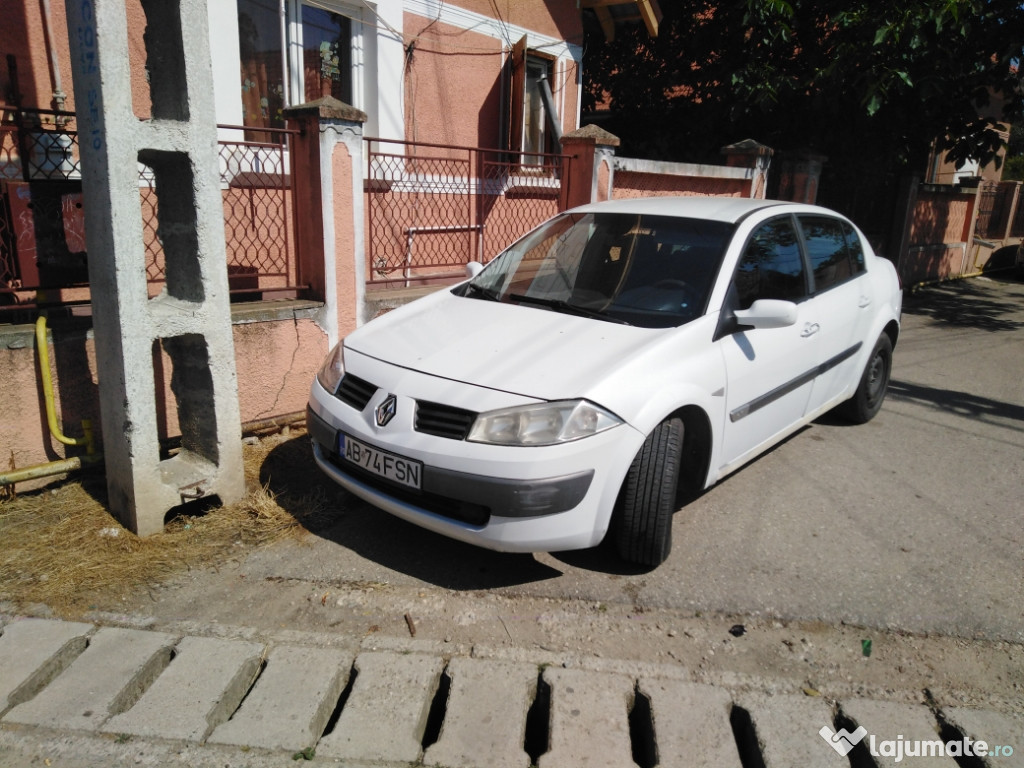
<box><xmin>612</xmin><ymin>418</ymin><xmax>683</xmax><ymax>567</ymax></box>
<box><xmin>840</xmin><ymin>333</ymin><xmax>892</xmax><ymax>424</ymax></box>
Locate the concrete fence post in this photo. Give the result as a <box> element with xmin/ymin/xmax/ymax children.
<box><xmin>559</xmin><ymin>125</ymin><xmax>620</xmax><ymax>210</ymax></box>
<box><xmin>721</xmin><ymin>139</ymin><xmax>775</xmax><ymax>199</ymax></box>
<box><xmin>66</xmin><ymin>0</ymin><xmax>244</xmax><ymax>535</ymax></box>
<box><xmin>283</xmin><ymin>97</ymin><xmax>367</xmax><ymax>342</ymax></box>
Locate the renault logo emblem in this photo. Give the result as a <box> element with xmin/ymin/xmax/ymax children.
<box><xmin>375</xmin><ymin>394</ymin><xmax>397</xmax><ymax>427</ymax></box>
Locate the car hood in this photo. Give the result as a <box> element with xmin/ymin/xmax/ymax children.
<box><xmin>345</xmin><ymin>290</ymin><xmax>664</xmax><ymax>401</ymax></box>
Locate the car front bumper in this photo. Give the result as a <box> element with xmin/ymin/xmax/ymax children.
<box><xmin>306</xmin><ymin>368</ymin><xmax>645</xmax><ymax>553</ymax></box>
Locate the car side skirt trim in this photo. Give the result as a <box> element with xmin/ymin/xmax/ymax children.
<box><xmin>730</xmin><ymin>342</ymin><xmax>863</xmax><ymax>423</ymax></box>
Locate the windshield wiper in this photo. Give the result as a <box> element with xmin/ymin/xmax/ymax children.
<box><xmin>462</xmin><ymin>283</ymin><xmax>500</xmax><ymax>301</ymax></box>
<box><xmin>507</xmin><ymin>293</ymin><xmax>631</xmax><ymax>325</ymax></box>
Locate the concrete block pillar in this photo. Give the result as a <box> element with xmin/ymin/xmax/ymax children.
<box><xmin>777</xmin><ymin>149</ymin><xmax>828</xmax><ymax>204</ymax></box>
<box><xmin>721</xmin><ymin>139</ymin><xmax>775</xmax><ymax>199</ymax></box>
<box><xmin>65</xmin><ymin>0</ymin><xmax>244</xmax><ymax>535</ymax></box>
<box><xmin>283</xmin><ymin>97</ymin><xmax>368</xmax><ymax>339</ymax></box>
<box><xmin>560</xmin><ymin>125</ymin><xmax>620</xmax><ymax>210</ymax></box>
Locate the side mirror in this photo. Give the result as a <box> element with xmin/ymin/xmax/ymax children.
<box><xmin>733</xmin><ymin>299</ymin><xmax>798</xmax><ymax>329</ymax></box>
<box><xmin>465</xmin><ymin>261</ymin><xmax>484</xmax><ymax>278</ymax></box>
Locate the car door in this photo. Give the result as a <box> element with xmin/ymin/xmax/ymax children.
<box><xmin>718</xmin><ymin>214</ymin><xmax>820</xmax><ymax>468</ymax></box>
<box><xmin>798</xmin><ymin>215</ymin><xmax>875</xmax><ymax>417</ymax></box>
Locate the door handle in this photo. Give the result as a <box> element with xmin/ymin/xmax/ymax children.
<box><xmin>801</xmin><ymin>322</ymin><xmax>820</xmax><ymax>338</ymax></box>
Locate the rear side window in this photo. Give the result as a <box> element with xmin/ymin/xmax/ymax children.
<box><xmin>841</xmin><ymin>221</ymin><xmax>866</xmax><ymax>274</ymax></box>
<box><xmin>734</xmin><ymin>217</ymin><xmax>807</xmax><ymax>309</ymax></box>
<box><xmin>799</xmin><ymin>215</ymin><xmax>865</xmax><ymax>293</ymax></box>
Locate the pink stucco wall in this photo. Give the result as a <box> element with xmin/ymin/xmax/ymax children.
<box><xmin>332</xmin><ymin>140</ymin><xmax>359</xmax><ymax>336</ymax></box>
<box><xmin>445</xmin><ymin>0</ymin><xmax>582</xmax><ymax>42</ymax></box>
<box><xmin>1</xmin><ymin>0</ymin><xmax>149</xmax><ymax>116</ymax></box>
<box><xmin>1</xmin><ymin>317</ymin><xmax>327</xmax><ymax>489</ymax></box>
<box><xmin>402</xmin><ymin>14</ymin><xmax>505</xmax><ymax>149</ymax></box>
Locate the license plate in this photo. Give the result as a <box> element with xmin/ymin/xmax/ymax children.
<box><xmin>339</xmin><ymin>434</ymin><xmax>423</xmax><ymax>490</ymax></box>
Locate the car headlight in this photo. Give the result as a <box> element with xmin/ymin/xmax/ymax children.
<box><xmin>467</xmin><ymin>400</ymin><xmax>622</xmax><ymax>446</ymax></box>
<box><xmin>316</xmin><ymin>344</ymin><xmax>345</xmax><ymax>394</ymax></box>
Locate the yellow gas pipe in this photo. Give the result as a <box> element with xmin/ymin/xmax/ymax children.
<box><xmin>0</xmin><ymin>316</ymin><xmax>102</xmax><ymax>488</ymax></box>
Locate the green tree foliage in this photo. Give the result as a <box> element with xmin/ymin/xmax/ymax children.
<box><xmin>583</xmin><ymin>0</ymin><xmax>1024</xmax><ymax>172</ymax></box>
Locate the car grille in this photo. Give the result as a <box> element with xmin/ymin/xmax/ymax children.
<box><xmin>415</xmin><ymin>400</ymin><xmax>477</xmax><ymax>440</ymax></box>
<box><xmin>335</xmin><ymin>374</ymin><xmax>377</xmax><ymax>411</ymax></box>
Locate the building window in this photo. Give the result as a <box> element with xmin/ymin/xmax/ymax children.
<box><xmin>300</xmin><ymin>6</ymin><xmax>352</xmax><ymax>104</ymax></box>
<box><xmin>523</xmin><ymin>56</ymin><xmax>553</xmax><ymax>159</ymax></box>
<box><xmin>238</xmin><ymin>0</ymin><xmax>286</xmax><ymax>132</ymax></box>
<box><xmin>236</xmin><ymin>0</ymin><xmax>353</xmax><ymax>135</ymax></box>
<box><xmin>509</xmin><ymin>35</ymin><xmax>558</xmax><ymax>163</ymax></box>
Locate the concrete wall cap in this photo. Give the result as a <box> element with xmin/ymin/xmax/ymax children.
<box><xmin>721</xmin><ymin>138</ymin><xmax>774</xmax><ymax>157</ymax></box>
<box><xmin>561</xmin><ymin>124</ymin><xmax>621</xmax><ymax>147</ymax></box>
<box><xmin>283</xmin><ymin>96</ymin><xmax>368</xmax><ymax>123</ymax></box>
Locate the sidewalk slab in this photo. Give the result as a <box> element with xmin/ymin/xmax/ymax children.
<box><xmin>207</xmin><ymin>644</ymin><xmax>351</xmax><ymax>752</ymax></box>
<box><xmin>738</xmin><ymin>692</ymin><xmax>836</xmax><ymax>768</ymax></box>
<box><xmin>2</xmin><ymin>626</ymin><xmax>176</xmax><ymax>731</ymax></box>
<box><xmin>0</xmin><ymin>618</ymin><xmax>93</xmax><ymax>716</ymax></box>
<box><xmin>841</xmin><ymin>698</ymin><xmax>959</xmax><ymax>767</ymax></box>
<box><xmin>317</xmin><ymin>650</ymin><xmax>444</xmax><ymax>763</ymax></box>
<box><xmin>539</xmin><ymin>666</ymin><xmax>637</xmax><ymax>768</ymax></box>
<box><xmin>639</xmin><ymin>678</ymin><xmax>742</xmax><ymax>768</ymax></box>
<box><xmin>424</xmin><ymin>657</ymin><xmax>537</xmax><ymax>768</ymax></box>
<box><xmin>101</xmin><ymin>635</ymin><xmax>264</xmax><ymax>743</ymax></box>
<box><xmin>940</xmin><ymin>708</ymin><xmax>1024</xmax><ymax>768</ymax></box>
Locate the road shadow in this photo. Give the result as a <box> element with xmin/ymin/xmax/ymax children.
<box><xmin>887</xmin><ymin>379</ymin><xmax>1024</xmax><ymax>427</ymax></box>
<box><xmin>258</xmin><ymin>435</ymin><xmax>565</xmax><ymax>590</ymax></box>
<box><xmin>902</xmin><ymin>276</ymin><xmax>1024</xmax><ymax>332</ymax></box>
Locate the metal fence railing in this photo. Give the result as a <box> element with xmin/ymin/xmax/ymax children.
<box><xmin>1</xmin><ymin>107</ymin><xmax>302</xmax><ymax>318</ymax></box>
<box><xmin>364</xmin><ymin>137</ymin><xmax>569</xmax><ymax>288</ymax></box>
<box><xmin>140</xmin><ymin>124</ymin><xmax>301</xmax><ymax>297</ymax></box>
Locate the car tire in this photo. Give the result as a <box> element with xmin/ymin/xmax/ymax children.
<box><xmin>612</xmin><ymin>418</ymin><xmax>683</xmax><ymax>567</ymax></box>
<box><xmin>840</xmin><ymin>333</ymin><xmax>893</xmax><ymax>424</ymax></box>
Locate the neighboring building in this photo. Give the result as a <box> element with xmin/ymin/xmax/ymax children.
<box><xmin>2</xmin><ymin>1</ymin><xmax>587</xmax><ymax>155</ymax></box>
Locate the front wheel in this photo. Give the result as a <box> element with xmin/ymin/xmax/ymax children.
<box><xmin>840</xmin><ymin>333</ymin><xmax>893</xmax><ymax>424</ymax></box>
<box><xmin>611</xmin><ymin>418</ymin><xmax>682</xmax><ymax>567</ymax></box>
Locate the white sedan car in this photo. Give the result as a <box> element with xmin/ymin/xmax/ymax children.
<box><xmin>307</xmin><ymin>197</ymin><xmax>902</xmax><ymax>566</ymax></box>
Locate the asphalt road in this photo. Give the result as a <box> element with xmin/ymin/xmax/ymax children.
<box><xmin>187</xmin><ymin>275</ymin><xmax>1024</xmax><ymax>644</ymax></box>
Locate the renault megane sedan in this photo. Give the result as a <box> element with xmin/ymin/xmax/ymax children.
<box><xmin>307</xmin><ymin>197</ymin><xmax>902</xmax><ymax>566</ymax></box>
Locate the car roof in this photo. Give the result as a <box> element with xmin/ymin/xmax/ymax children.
<box><xmin>569</xmin><ymin>196</ymin><xmax>817</xmax><ymax>224</ymax></box>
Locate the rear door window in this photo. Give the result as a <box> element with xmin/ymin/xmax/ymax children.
<box><xmin>798</xmin><ymin>215</ymin><xmax>864</xmax><ymax>293</ymax></box>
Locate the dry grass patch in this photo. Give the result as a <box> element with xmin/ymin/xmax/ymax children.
<box><xmin>0</xmin><ymin>432</ymin><xmax>332</xmax><ymax>617</ymax></box>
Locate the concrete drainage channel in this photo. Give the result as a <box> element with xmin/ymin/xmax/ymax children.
<box><xmin>1</xmin><ymin>618</ymin><xmax>1021</xmax><ymax>768</ymax></box>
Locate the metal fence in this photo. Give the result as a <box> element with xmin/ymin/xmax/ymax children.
<box><xmin>141</xmin><ymin>124</ymin><xmax>301</xmax><ymax>297</ymax></box>
<box><xmin>1</xmin><ymin>107</ymin><xmax>301</xmax><ymax>317</ymax></box>
<box><xmin>364</xmin><ymin>137</ymin><xmax>569</xmax><ymax>287</ymax></box>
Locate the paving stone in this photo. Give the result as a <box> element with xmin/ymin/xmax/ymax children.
<box><xmin>841</xmin><ymin>698</ymin><xmax>959</xmax><ymax>767</ymax></box>
<box><xmin>639</xmin><ymin>678</ymin><xmax>742</xmax><ymax>768</ymax></box>
<box><xmin>2</xmin><ymin>626</ymin><xmax>176</xmax><ymax>731</ymax></box>
<box><xmin>424</xmin><ymin>657</ymin><xmax>537</xmax><ymax>768</ymax></box>
<box><xmin>539</xmin><ymin>666</ymin><xmax>637</xmax><ymax>768</ymax></box>
<box><xmin>0</xmin><ymin>619</ymin><xmax>93</xmax><ymax>716</ymax></box>
<box><xmin>941</xmin><ymin>708</ymin><xmax>1023</xmax><ymax>768</ymax></box>
<box><xmin>738</xmin><ymin>692</ymin><xmax>838</xmax><ymax>768</ymax></box>
<box><xmin>101</xmin><ymin>635</ymin><xmax>265</xmax><ymax>742</ymax></box>
<box><xmin>317</xmin><ymin>650</ymin><xmax>445</xmax><ymax>763</ymax></box>
<box><xmin>207</xmin><ymin>644</ymin><xmax>351</xmax><ymax>752</ymax></box>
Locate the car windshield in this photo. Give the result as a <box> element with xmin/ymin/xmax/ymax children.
<box><xmin>460</xmin><ymin>212</ymin><xmax>732</xmax><ymax>328</ymax></box>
